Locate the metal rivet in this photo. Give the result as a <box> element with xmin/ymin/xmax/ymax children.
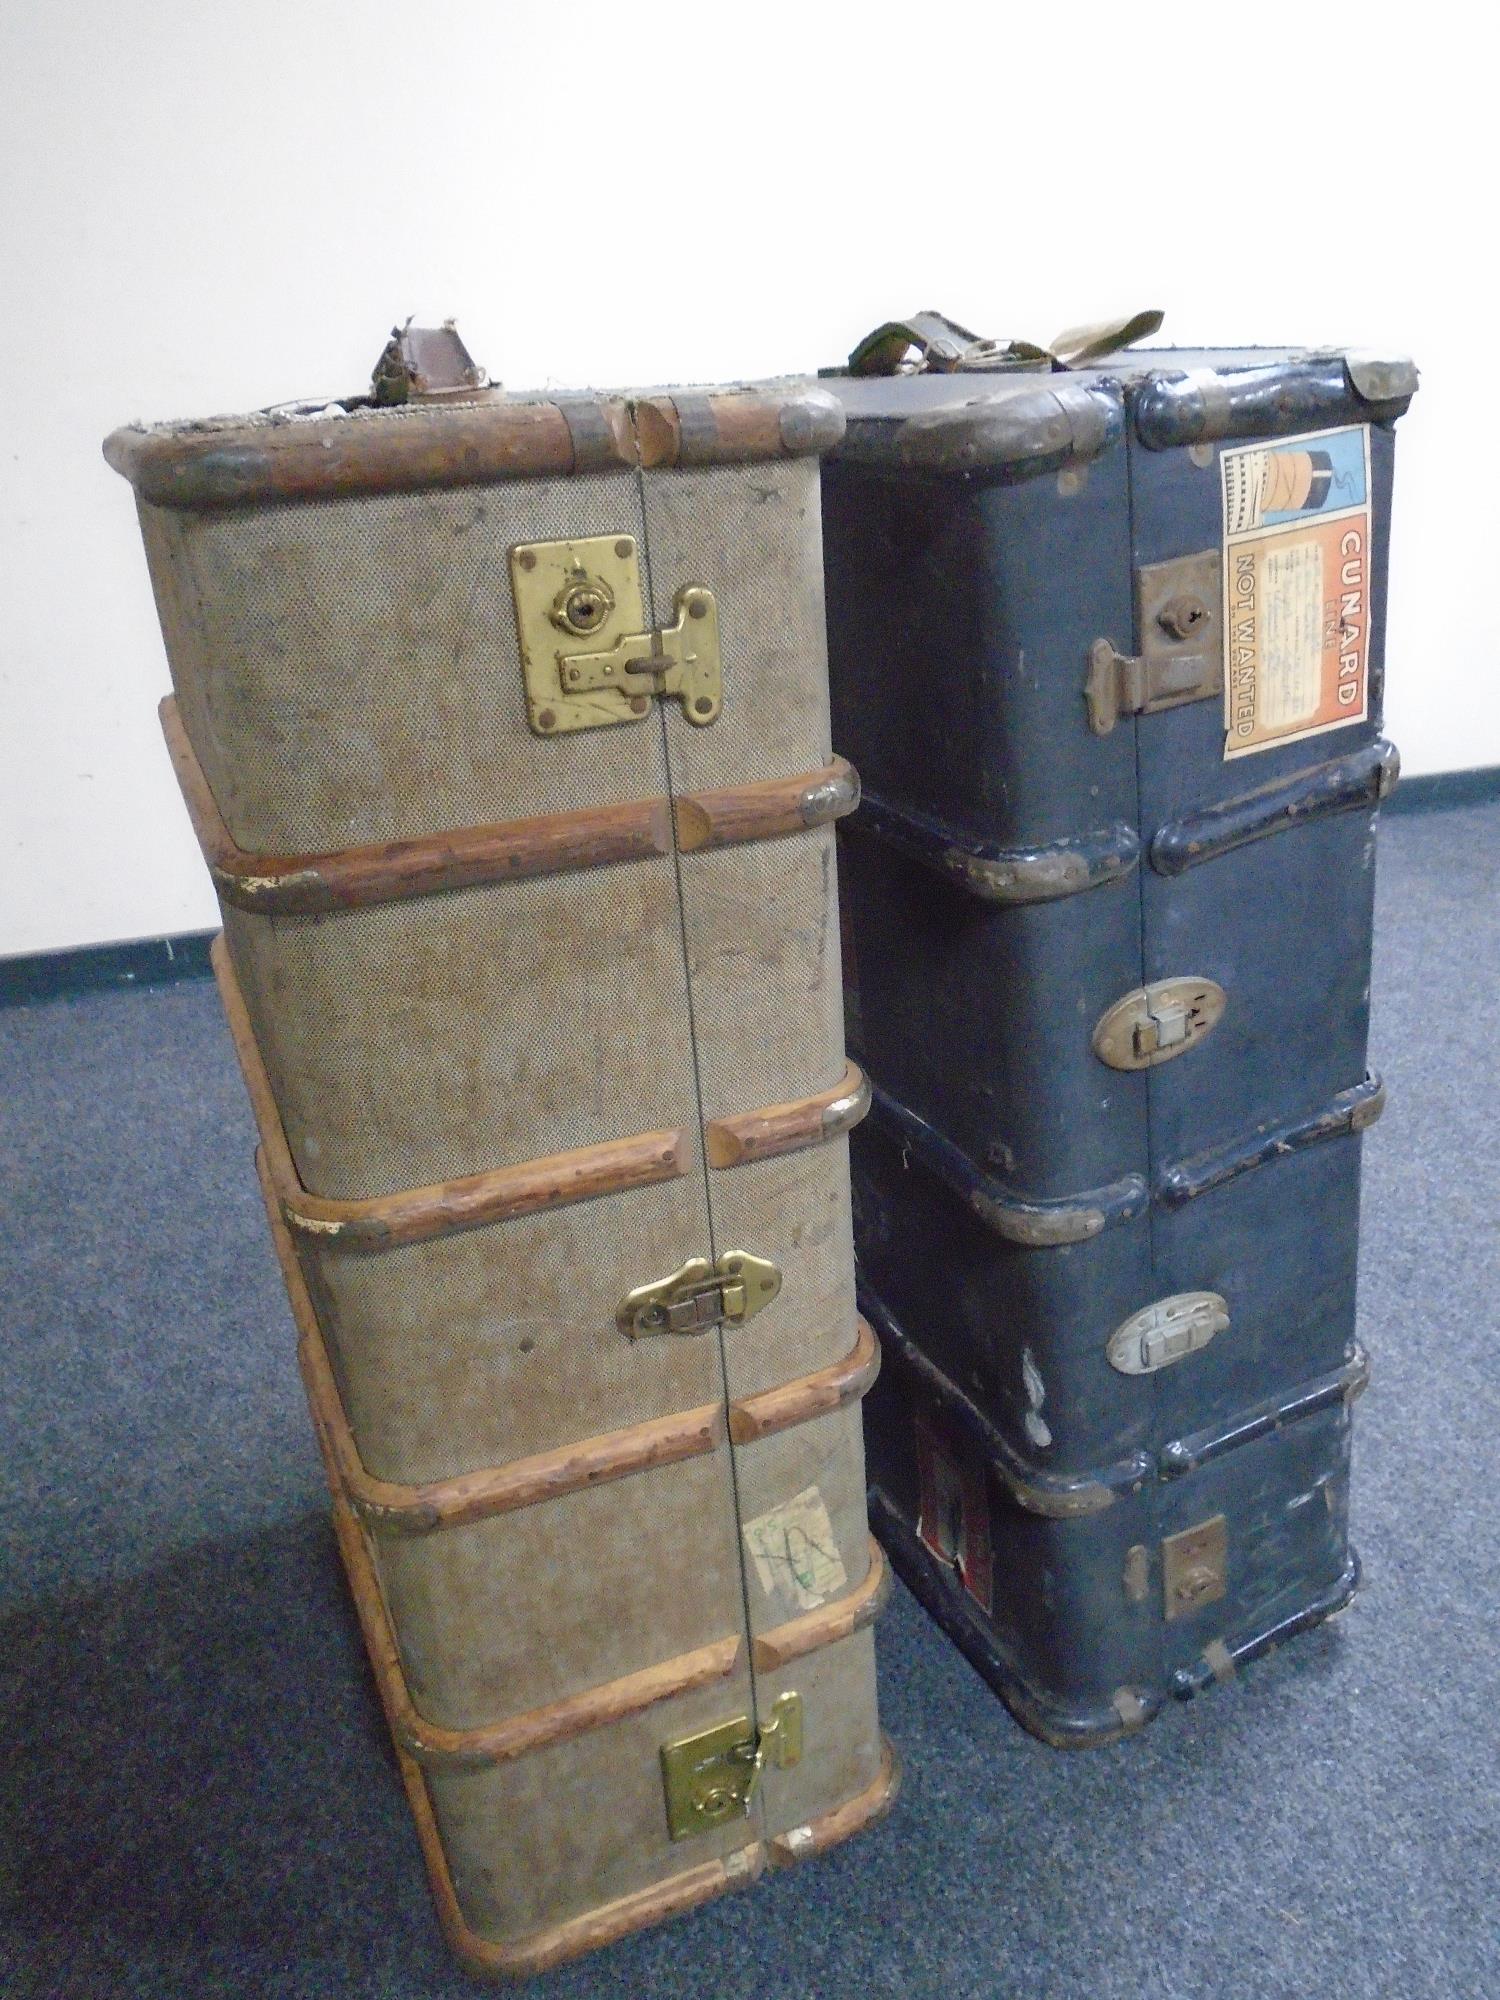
<box><xmin>694</xmin><ymin>696</ymin><xmax>714</xmax><ymax>715</ymax></box>
<box><xmin>629</xmin><ymin>696</ymin><xmax>649</xmax><ymax>715</ymax></box>
<box><xmin>537</xmin><ymin>708</ymin><xmax>556</xmax><ymax>730</ymax></box>
<box><xmin>518</xmin><ymin>549</ymin><xmax>537</xmax><ymax>570</ymax></box>
<box><xmin>615</xmin><ymin>538</ymin><xmax>632</xmax><ymax>558</ymax></box>
<box><xmin>688</xmin><ymin>598</ymin><xmax>707</xmax><ymax>619</ymax></box>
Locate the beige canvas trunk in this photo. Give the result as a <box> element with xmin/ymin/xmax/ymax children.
<box><xmin>105</xmin><ymin>347</ymin><xmax>895</xmax><ymax>1978</ymax></box>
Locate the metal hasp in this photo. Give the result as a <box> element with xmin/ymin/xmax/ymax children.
<box><xmin>618</xmin><ymin>1252</ymin><xmax>782</xmax><ymax>1339</ymax></box>
<box><xmin>511</xmin><ymin>534</ymin><xmax>721</xmax><ymax>736</ymax></box>
<box><xmin>661</xmin><ymin>1692</ymin><xmax>804</xmax><ymax>1841</ymax></box>
<box><xmin>1092</xmin><ymin>976</ymin><xmax>1226</xmax><ymax>1071</ymax></box>
<box><xmin>1108</xmin><ymin>1292</ymin><xmax>1230</xmax><ymax>1375</ymax></box>
<box><xmin>1086</xmin><ymin>549</ymin><xmax>1222</xmax><ymax>735</ymax></box>
<box><xmin>1162</xmin><ymin>1516</ymin><xmax>1229</xmax><ymax>1622</ymax></box>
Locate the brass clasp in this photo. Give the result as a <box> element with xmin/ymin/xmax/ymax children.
<box><xmin>511</xmin><ymin>533</ymin><xmax>722</xmax><ymax>736</ymax></box>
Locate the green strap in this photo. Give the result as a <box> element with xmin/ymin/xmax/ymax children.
<box><xmin>846</xmin><ymin>308</ymin><xmax>1163</xmax><ymax>376</ymax></box>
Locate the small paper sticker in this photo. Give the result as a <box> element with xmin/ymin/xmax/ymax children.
<box><xmin>1220</xmin><ymin>424</ymin><xmax>1374</xmax><ymax>759</ymax></box>
<box><xmin>742</xmin><ymin>1485</ymin><xmax>848</xmax><ymax>1617</ymax></box>
<box><xmin>914</xmin><ymin>1417</ymin><xmax>993</xmax><ymax>1615</ymax></box>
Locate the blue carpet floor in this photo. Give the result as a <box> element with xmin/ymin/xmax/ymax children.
<box><xmin>2</xmin><ymin>802</ymin><xmax>1497</xmax><ymax>2000</ymax></box>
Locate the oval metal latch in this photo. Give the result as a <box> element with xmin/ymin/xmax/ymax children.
<box><xmin>1092</xmin><ymin>976</ymin><xmax>1226</xmax><ymax>1071</ymax></box>
<box><xmin>1108</xmin><ymin>1291</ymin><xmax>1229</xmax><ymax>1375</ymax></box>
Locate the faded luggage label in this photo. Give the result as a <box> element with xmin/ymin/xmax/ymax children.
<box><xmin>1220</xmin><ymin>424</ymin><xmax>1373</xmax><ymax>759</ymax></box>
<box><xmin>743</xmin><ymin>1484</ymin><xmax>848</xmax><ymax>1617</ymax></box>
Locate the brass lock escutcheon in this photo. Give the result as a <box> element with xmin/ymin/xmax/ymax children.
<box><xmin>1107</xmin><ymin>1291</ymin><xmax>1229</xmax><ymax>1375</ymax></box>
<box><xmin>1087</xmin><ymin>549</ymin><xmax>1222</xmax><ymax>735</ymax></box>
<box><xmin>617</xmin><ymin>1251</ymin><xmax>782</xmax><ymax>1340</ymax></box>
<box><xmin>660</xmin><ymin>1691</ymin><xmax>804</xmax><ymax>1841</ymax></box>
<box><xmin>1092</xmin><ymin>976</ymin><xmax>1226</xmax><ymax>1070</ymax></box>
<box><xmin>1162</xmin><ymin>1514</ymin><xmax>1228</xmax><ymax>1622</ymax></box>
<box><xmin>511</xmin><ymin>533</ymin><xmax>722</xmax><ymax>736</ymax></box>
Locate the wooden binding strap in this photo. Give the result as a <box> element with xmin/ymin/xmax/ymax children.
<box><xmin>166</xmin><ymin>698</ymin><xmax>858</xmax><ymax>915</ymax></box>
<box><xmin>104</xmin><ymin>385</ymin><xmax>842</xmax><ymax>511</ymax></box>
<box><xmin>217</xmin><ymin>935</ymin><xmax>687</xmax><ymax>1250</ymax></box>
<box><xmin>728</xmin><ymin>1318</ymin><xmax>880</xmax><ymax>1446</ymax></box>
<box><xmin>315</xmin><ymin>1438</ymin><xmax>765</xmax><ymax>1983</ymax></box>
<box><xmin>751</xmin><ymin>1538</ymin><xmax>891</xmax><ymax>1672</ymax></box>
<box><xmin>672</xmin><ymin>758</ymin><xmax>859</xmax><ymax>855</ymax></box>
<box><xmin>706</xmin><ymin>1060</ymin><xmax>870</xmax><ymax>1169</ymax></box>
<box><xmin>766</xmin><ymin>1737</ymin><xmax>903</xmax><ymax>1870</ymax></box>
<box><xmin>166</xmin><ymin>697</ymin><xmax>674</xmax><ymax>916</ymax></box>
<box><xmin>395</xmin><ymin>1635</ymin><xmax>745</xmax><ymax>1774</ymax></box>
<box><xmin>260</xmin><ymin>1132</ymin><xmax>878</xmax><ymax>1536</ymax></box>
<box><xmin>258</xmin><ymin>1145</ymin><xmax>723</xmax><ymax>1535</ymax></box>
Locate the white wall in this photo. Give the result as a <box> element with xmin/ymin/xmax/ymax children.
<box><xmin>1</xmin><ymin>1</ymin><xmax>1491</xmax><ymax>956</ymax></box>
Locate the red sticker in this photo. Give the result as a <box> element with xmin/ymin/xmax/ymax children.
<box><xmin>915</xmin><ymin>1415</ymin><xmax>993</xmax><ymax>1615</ymax></box>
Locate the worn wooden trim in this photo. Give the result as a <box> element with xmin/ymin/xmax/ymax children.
<box><xmin>217</xmin><ymin>934</ymin><xmax>688</xmax><ymax>1250</ymax></box>
<box><xmin>728</xmin><ymin>1319</ymin><xmax>880</xmax><ymax>1446</ymax></box>
<box><xmin>630</xmin><ymin>388</ymin><xmax>844</xmax><ymax>469</ymax></box>
<box><xmin>283</xmin><ymin>1127</ymin><xmax>688</xmax><ymax>1253</ymax></box>
<box><xmin>751</xmin><ymin>1538</ymin><xmax>891</xmax><ymax>1672</ymax></box>
<box><xmin>164</xmin><ymin>697</ymin><xmax>675</xmax><ymax>913</ymax></box>
<box><xmin>107</xmin><ymin>397</ymin><xmax>606</xmax><ymax>507</ymax></box>
<box><xmin>167</xmin><ymin>699</ymin><xmax>849</xmax><ymax>913</ymax></box>
<box><xmin>767</xmin><ymin>1735</ymin><xmax>902</xmax><ymax>1869</ymax></box>
<box><xmin>706</xmin><ymin>1061</ymin><xmax>870</xmax><ymax>1170</ymax></box>
<box><xmin>396</xmin><ymin>1636</ymin><xmax>745</xmax><ymax>1773</ymax></box>
<box><xmin>105</xmin><ymin>386</ymin><xmax>842</xmax><ymax>509</ymax></box>
<box><xmin>444</xmin><ymin>1844</ymin><xmax>766</xmax><ymax>1982</ymax></box>
<box><xmin>318</xmin><ymin>1460</ymin><xmax>764</xmax><ymax>1981</ymax></box>
<box><xmin>672</xmin><ymin>757</ymin><xmax>860</xmax><ymax>855</ymax></box>
<box><xmin>259</xmin><ymin>1144</ymin><xmax>725</xmax><ymax>1536</ymax></box>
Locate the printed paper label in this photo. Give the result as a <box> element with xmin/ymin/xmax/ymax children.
<box><xmin>1220</xmin><ymin>424</ymin><xmax>1373</xmax><ymax>759</ymax></box>
<box><xmin>914</xmin><ymin>1417</ymin><xmax>993</xmax><ymax>1615</ymax></box>
<box><xmin>742</xmin><ymin>1485</ymin><xmax>848</xmax><ymax>1617</ymax></box>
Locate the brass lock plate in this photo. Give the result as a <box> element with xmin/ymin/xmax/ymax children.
<box><xmin>1162</xmin><ymin>1514</ymin><xmax>1228</xmax><ymax>1622</ymax></box>
<box><xmin>1092</xmin><ymin>976</ymin><xmax>1226</xmax><ymax>1071</ymax></box>
<box><xmin>1107</xmin><ymin>1291</ymin><xmax>1229</xmax><ymax>1375</ymax></box>
<box><xmin>1087</xmin><ymin>549</ymin><xmax>1223</xmax><ymax>735</ymax></box>
<box><xmin>661</xmin><ymin>1692</ymin><xmax>803</xmax><ymax>1842</ymax></box>
<box><xmin>617</xmin><ymin>1251</ymin><xmax>782</xmax><ymax>1339</ymax></box>
<box><xmin>510</xmin><ymin>533</ymin><xmax>722</xmax><ymax>736</ymax></box>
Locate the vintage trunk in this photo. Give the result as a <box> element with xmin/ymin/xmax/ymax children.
<box><xmin>104</xmin><ymin>332</ymin><xmax>895</xmax><ymax>1976</ymax></box>
<box><xmin>820</xmin><ymin>318</ymin><xmax>1416</xmax><ymax>1745</ymax></box>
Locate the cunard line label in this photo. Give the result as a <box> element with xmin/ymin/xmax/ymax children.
<box><xmin>1220</xmin><ymin>424</ymin><xmax>1373</xmax><ymax>759</ymax></box>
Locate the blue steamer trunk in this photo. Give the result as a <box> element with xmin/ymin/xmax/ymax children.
<box><xmin>822</xmin><ymin>335</ymin><xmax>1416</xmax><ymax>1744</ymax></box>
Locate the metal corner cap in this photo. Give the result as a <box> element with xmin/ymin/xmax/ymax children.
<box><xmin>1344</xmin><ymin>351</ymin><xmax>1419</xmax><ymax>405</ymax></box>
<box><xmin>778</xmin><ymin>386</ymin><xmax>846</xmax><ymax>457</ymax></box>
<box><xmin>896</xmin><ymin>382</ymin><xmax>1122</xmax><ymax>476</ymax></box>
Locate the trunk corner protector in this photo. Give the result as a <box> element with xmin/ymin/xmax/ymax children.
<box><xmin>1157</xmin><ymin>1073</ymin><xmax>1386</xmax><ymax>1208</ymax></box>
<box><xmin>848</xmin><ymin>792</ymin><xmax>1139</xmax><ymax>907</ymax></box>
<box><xmin>1158</xmin><ymin>1346</ymin><xmax>1371</xmax><ymax>1480</ymax></box>
<box><xmin>1170</xmin><ymin>1554</ymin><xmax>1362</xmax><ymax>1700</ymax></box>
<box><xmin>860</xmin><ymin>1287</ymin><xmax>1147</xmax><ymax>1518</ymax></box>
<box><xmin>1149</xmin><ymin>739</ymin><xmax>1400</xmax><ymax>878</ymax></box>
<box><xmin>867</xmin><ymin>1085</ymin><xmax>1147</xmax><ymax>1247</ymax></box>
<box><xmin>868</xmin><ymin>1489</ymin><xmax>1166</xmax><ymax>1747</ymax></box>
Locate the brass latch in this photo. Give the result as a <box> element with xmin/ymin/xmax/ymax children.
<box><xmin>511</xmin><ymin>533</ymin><xmax>722</xmax><ymax>736</ymax></box>
<box><xmin>1107</xmin><ymin>1292</ymin><xmax>1230</xmax><ymax>1375</ymax></box>
<box><xmin>617</xmin><ymin>1251</ymin><xmax>782</xmax><ymax>1340</ymax></box>
<box><xmin>1162</xmin><ymin>1515</ymin><xmax>1228</xmax><ymax>1621</ymax></box>
<box><xmin>660</xmin><ymin>1691</ymin><xmax>803</xmax><ymax>1841</ymax></box>
<box><xmin>1087</xmin><ymin>549</ymin><xmax>1222</xmax><ymax>735</ymax></box>
<box><xmin>1092</xmin><ymin>976</ymin><xmax>1226</xmax><ymax>1071</ymax></box>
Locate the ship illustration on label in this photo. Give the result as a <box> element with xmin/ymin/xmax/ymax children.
<box><xmin>1222</xmin><ymin>426</ymin><xmax>1369</xmax><ymax>538</ymax></box>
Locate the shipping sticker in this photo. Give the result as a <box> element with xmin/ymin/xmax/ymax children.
<box><xmin>742</xmin><ymin>1485</ymin><xmax>848</xmax><ymax>1618</ymax></box>
<box><xmin>914</xmin><ymin>1416</ymin><xmax>994</xmax><ymax>1615</ymax></box>
<box><xmin>1220</xmin><ymin>424</ymin><xmax>1374</xmax><ymax>759</ymax></box>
